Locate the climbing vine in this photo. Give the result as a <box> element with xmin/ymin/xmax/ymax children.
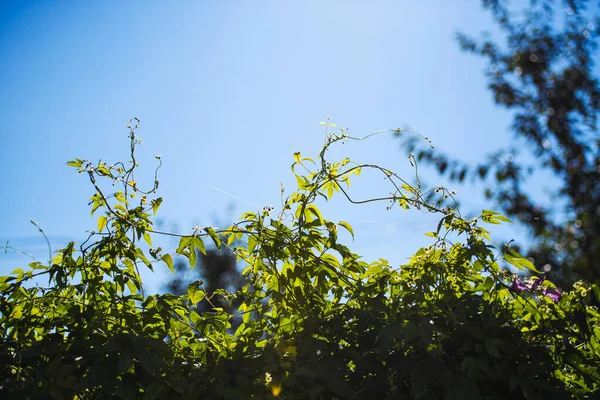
<box><xmin>1</xmin><ymin>119</ymin><xmax>599</xmax><ymax>399</ymax></box>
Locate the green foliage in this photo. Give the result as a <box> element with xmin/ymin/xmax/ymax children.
<box><xmin>1</xmin><ymin>119</ymin><xmax>599</xmax><ymax>399</ymax></box>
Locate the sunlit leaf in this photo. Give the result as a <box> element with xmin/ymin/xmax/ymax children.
<box><xmin>481</xmin><ymin>209</ymin><xmax>512</xmax><ymax>224</ymax></box>
<box><xmin>205</xmin><ymin>227</ymin><xmax>221</xmax><ymax>250</ymax></box>
<box><xmin>161</xmin><ymin>253</ymin><xmax>174</xmax><ymax>273</ymax></box>
<box><xmin>143</xmin><ymin>232</ymin><xmax>152</xmax><ymax>247</ymax></box>
<box><xmin>66</xmin><ymin>159</ymin><xmax>83</xmax><ymax>168</ymax></box>
<box><xmin>306</xmin><ymin>204</ymin><xmax>324</xmax><ymax>225</ymax></box>
<box><xmin>504</xmin><ymin>248</ymin><xmax>541</xmax><ymax>273</ymax></box>
<box><xmin>187</xmin><ymin>282</ymin><xmax>205</xmax><ymax>305</ymax></box>
<box><xmin>151</xmin><ymin>197</ymin><xmax>163</xmax><ymax>215</ymax></box>
<box><xmin>338</xmin><ymin>220</ymin><xmax>354</xmax><ymax>239</ymax></box>
<box><xmin>97</xmin><ymin>215</ymin><xmax>108</xmax><ymax>232</ymax></box>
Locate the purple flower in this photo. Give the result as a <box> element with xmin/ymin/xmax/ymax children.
<box><xmin>509</xmin><ymin>276</ymin><xmax>561</xmax><ymax>303</ymax></box>
<box><xmin>510</xmin><ymin>278</ymin><xmax>529</xmax><ymax>293</ymax></box>
<box><xmin>530</xmin><ymin>275</ymin><xmax>546</xmax><ymax>291</ymax></box>
<box><xmin>542</xmin><ymin>287</ymin><xmax>561</xmax><ymax>302</ymax></box>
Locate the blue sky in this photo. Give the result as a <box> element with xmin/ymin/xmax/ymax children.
<box><xmin>1</xmin><ymin>0</ymin><xmax>537</xmax><ymax>292</ymax></box>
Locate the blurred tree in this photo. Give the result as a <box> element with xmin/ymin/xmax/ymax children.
<box><xmin>397</xmin><ymin>0</ymin><xmax>600</xmax><ymax>287</ymax></box>
<box><xmin>164</xmin><ymin>247</ymin><xmax>244</xmax><ymax>312</ymax></box>
<box><xmin>163</xmin><ymin>218</ymin><xmax>246</xmax><ymax>328</ymax></box>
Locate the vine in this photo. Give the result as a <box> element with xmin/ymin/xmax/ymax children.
<box><xmin>1</xmin><ymin>120</ymin><xmax>598</xmax><ymax>399</ymax></box>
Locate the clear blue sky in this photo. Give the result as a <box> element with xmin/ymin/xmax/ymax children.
<box><xmin>1</xmin><ymin>0</ymin><xmax>538</xmax><ymax>292</ymax></box>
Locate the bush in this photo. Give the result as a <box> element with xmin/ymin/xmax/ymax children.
<box><xmin>1</xmin><ymin>120</ymin><xmax>599</xmax><ymax>399</ymax></box>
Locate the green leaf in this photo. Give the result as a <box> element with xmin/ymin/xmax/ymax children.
<box><xmin>126</xmin><ymin>279</ymin><xmax>138</xmax><ymax>294</ymax></box>
<box><xmin>115</xmin><ymin>191</ymin><xmax>126</xmax><ymax>203</ymax></box>
<box><xmin>97</xmin><ymin>163</ymin><xmax>111</xmax><ymax>177</ymax></box>
<box><xmin>189</xmin><ymin>246</ymin><xmax>197</xmax><ymax>267</ymax></box>
<box><xmin>151</xmin><ymin>197</ymin><xmax>163</xmax><ymax>215</ymax></box>
<box><xmin>90</xmin><ymin>199</ymin><xmax>103</xmax><ymax>216</ymax></box>
<box><xmin>338</xmin><ymin>220</ymin><xmax>354</xmax><ymax>239</ymax></box>
<box><xmin>194</xmin><ymin>236</ymin><xmax>207</xmax><ymax>255</ymax></box>
<box><xmin>226</xmin><ymin>232</ymin><xmax>239</xmax><ymax>246</ymax></box>
<box><xmin>162</xmin><ymin>254</ymin><xmax>174</xmax><ymax>273</ymax></box>
<box><xmin>401</xmin><ymin>183</ymin><xmax>415</xmax><ymax>193</ymax></box>
<box><xmin>306</xmin><ymin>204</ymin><xmax>324</xmax><ymax>225</ymax></box>
<box><xmin>296</xmin><ymin>175</ymin><xmax>311</xmax><ymax>190</ymax></box>
<box><xmin>361</xmin><ymin>264</ymin><xmax>383</xmax><ymax>279</ymax></box>
<box><xmin>176</xmin><ymin>236</ymin><xmax>193</xmax><ymax>254</ymax></box>
<box><xmin>66</xmin><ymin>158</ymin><xmax>83</xmax><ymax>168</ymax></box>
<box><xmin>187</xmin><ymin>282</ymin><xmax>205</xmax><ymax>305</ymax></box>
<box><xmin>481</xmin><ymin>209</ymin><xmax>512</xmax><ymax>224</ymax></box>
<box><xmin>114</xmin><ymin>204</ymin><xmax>128</xmax><ymax>213</ymax></box>
<box><xmin>326</xmin><ymin>182</ymin><xmax>335</xmax><ymax>199</ymax></box>
<box><xmin>176</xmin><ymin>236</ymin><xmax>198</xmax><ymax>266</ymax></box>
<box><xmin>504</xmin><ymin>248</ymin><xmax>541</xmax><ymax>273</ymax></box>
<box><xmin>143</xmin><ymin>232</ymin><xmax>152</xmax><ymax>247</ymax></box>
<box><xmin>205</xmin><ymin>227</ymin><xmax>221</xmax><ymax>250</ymax></box>
<box><xmin>11</xmin><ymin>305</ymin><xmax>23</xmax><ymax>319</ymax></box>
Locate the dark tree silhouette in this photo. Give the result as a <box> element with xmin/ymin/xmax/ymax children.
<box><xmin>165</xmin><ymin>247</ymin><xmax>244</xmax><ymax>312</ymax></box>
<box><xmin>397</xmin><ymin>0</ymin><xmax>600</xmax><ymax>287</ymax></box>
<box><xmin>163</xmin><ymin>224</ymin><xmax>247</xmax><ymax>332</ymax></box>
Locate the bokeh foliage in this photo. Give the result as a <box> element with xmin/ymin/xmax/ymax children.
<box><xmin>397</xmin><ymin>0</ymin><xmax>600</xmax><ymax>287</ymax></box>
